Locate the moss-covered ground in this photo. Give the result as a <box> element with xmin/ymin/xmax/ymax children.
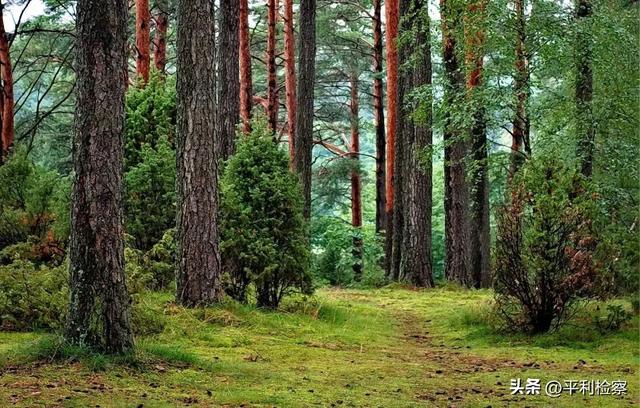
<box><xmin>0</xmin><ymin>287</ymin><xmax>637</xmax><ymax>407</ymax></box>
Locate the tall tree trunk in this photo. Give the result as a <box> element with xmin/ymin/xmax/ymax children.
<box><xmin>266</xmin><ymin>0</ymin><xmax>279</xmax><ymax>133</ymax></box>
<box><xmin>239</xmin><ymin>0</ymin><xmax>253</xmax><ymax>133</ymax></box>
<box><xmin>65</xmin><ymin>0</ymin><xmax>133</xmax><ymax>354</ymax></box>
<box><xmin>398</xmin><ymin>0</ymin><xmax>433</xmax><ymax>287</ymax></box>
<box><xmin>465</xmin><ymin>0</ymin><xmax>490</xmax><ymax>288</ymax></box>
<box><xmin>510</xmin><ymin>0</ymin><xmax>530</xmax><ymax>177</ymax></box>
<box><xmin>135</xmin><ymin>0</ymin><xmax>151</xmax><ymax>83</ymax></box>
<box><xmin>153</xmin><ymin>0</ymin><xmax>168</xmax><ymax>73</ymax></box>
<box><xmin>384</xmin><ymin>0</ymin><xmax>399</xmax><ymax>278</ymax></box>
<box><xmin>175</xmin><ymin>0</ymin><xmax>223</xmax><ymax>306</ymax></box>
<box><xmin>284</xmin><ymin>0</ymin><xmax>297</xmax><ymax>166</ymax></box>
<box><xmin>216</xmin><ymin>0</ymin><xmax>240</xmax><ymax>161</ymax></box>
<box><xmin>575</xmin><ymin>0</ymin><xmax>594</xmax><ymax>178</ymax></box>
<box><xmin>350</xmin><ymin>72</ymin><xmax>363</xmax><ymax>281</ymax></box>
<box><xmin>294</xmin><ymin>0</ymin><xmax>316</xmax><ymax>219</ymax></box>
<box><xmin>373</xmin><ymin>0</ymin><xmax>386</xmax><ymax>234</ymax></box>
<box><xmin>0</xmin><ymin>4</ymin><xmax>14</xmax><ymax>159</ymax></box>
<box><xmin>441</xmin><ymin>0</ymin><xmax>472</xmax><ymax>286</ymax></box>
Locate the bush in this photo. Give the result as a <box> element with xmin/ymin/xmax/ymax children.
<box><xmin>0</xmin><ymin>259</ymin><xmax>68</xmax><ymax>330</ymax></box>
<box><xmin>220</xmin><ymin>118</ymin><xmax>312</xmax><ymax>308</ymax></box>
<box><xmin>0</xmin><ymin>150</ymin><xmax>70</xmax><ymax>258</ymax></box>
<box><xmin>142</xmin><ymin>228</ymin><xmax>176</xmax><ymax>290</ymax></box>
<box><xmin>593</xmin><ymin>304</ymin><xmax>632</xmax><ymax>334</ymax></box>
<box><xmin>493</xmin><ymin>158</ymin><xmax>604</xmax><ymax>333</ymax></box>
<box><xmin>124</xmin><ymin>137</ymin><xmax>176</xmax><ymax>250</ymax></box>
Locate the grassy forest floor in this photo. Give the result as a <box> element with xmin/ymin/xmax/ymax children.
<box><xmin>0</xmin><ymin>287</ymin><xmax>637</xmax><ymax>407</ymax></box>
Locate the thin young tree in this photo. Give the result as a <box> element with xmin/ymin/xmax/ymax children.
<box><xmin>153</xmin><ymin>0</ymin><xmax>169</xmax><ymax>73</ymax></box>
<box><xmin>136</xmin><ymin>0</ymin><xmax>151</xmax><ymax>83</ymax></box>
<box><xmin>216</xmin><ymin>0</ymin><xmax>240</xmax><ymax>160</ymax></box>
<box><xmin>65</xmin><ymin>0</ymin><xmax>134</xmax><ymax>353</ymax></box>
<box><xmin>175</xmin><ymin>0</ymin><xmax>223</xmax><ymax>306</ymax></box>
<box><xmin>294</xmin><ymin>0</ymin><xmax>316</xmax><ymax>219</ymax></box>
<box><xmin>465</xmin><ymin>0</ymin><xmax>490</xmax><ymax>288</ymax></box>
<box><xmin>373</xmin><ymin>0</ymin><xmax>386</xmax><ymax>234</ymax></box>
<box><xmin>510</xmin><ymin>0</ymin><xmax>530</xmax><ymax>177</ymax></box>
<box><xmin>385</xmin><ymin>0</ymin><xmax>399</xmax><ymax>278</ymax></box>
<box><xmin>441</xmin><ymin>0</ymin><xmax>472</xmax><ymax>286</ymax></box>
<box><xmin>239</xmin><ymin>0</ymin><xmax>253</xmax><ymax>133</ymax></box>
<box><xmin>284</xmin><ymin>0</ymin><xmax>297</xmax><ymax>165</ymax></box>
<box><xmin>349</xmin><ymin>71</ymin><xmax>363</xmax><ymax>280</ymax></box>
<box><xmin>398</xmin><ymin>0</ymin><xmax>433</xmax><ymax>287</ymax></box>
<box><xmin>575</xmin><ymin>0</ymin><xmax>595</xmax><ymax>178</ymax></box>
<box><xmin>0</xmin><ymin>2</ymin><xmax>14</xmax><ymax>159</ymax></box>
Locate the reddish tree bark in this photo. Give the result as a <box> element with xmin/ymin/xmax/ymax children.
<box><xmin>284</xmin><ymin>0</ymin><xmax>297</xmax><ymax>165</ymax></box>
<box><xmin>266</xmin><ymin>0</ymin><xmax>279</xmax><ymax>133</ymax></box>
<box><xmin>373</xmin><ymin>0</ymin><xmax>386</xmax><ymax>234</ymax></box>
<box><xmin>153</xmin><ymin>0</ymin><xmax>168</xmax><ymax>73</ymax></box>
<box><xmin>239</xmin><ymin>0</ymin><xmax>253</xmax><ymax>133</ymax></box>
<box><xmin>350</xmin><ymin>72</ymin><xmax>363</xmax><ymax>280</ymax></box>
<box><xmin>0</xmin><ymin>4</ymin><xmax>14</xmax><ymax>159</ymax></box>
<box><xmin>465</xmin><ymin>0</ymin><xmax>490</xmax><ymax>288</ymax></box>
<box><xmin>135</xmin><ymin>0</ymin><xmax>151</xmax><ymax>83</ymax></box>
<box><xmin>384</xmin><ymin>0</ymin><xmax>399</xmax><ymax>276</ymax></box>
<box><xmin>510</xmin><ymin>0</ymin><xmax>530</xmax><ymax>178</ymax></box>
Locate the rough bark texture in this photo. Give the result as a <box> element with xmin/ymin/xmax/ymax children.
<box><xmin>294</xmin><ymin>0</ymin><xmax>316</xmax><ymax>220</ymax></box>
<box><xmin>153</xmin><ymin>0</ymin><xmax>168</xmax><ymax>73</ymax></box>
<box><xmin>465</xmin><ymin>0</ymin><xmax>490</xmax><ymax>288</ymax></box>
<box><xmin>175</xmin><ymin>0</ymin><xmax>223</xmax><ymax>306</ymax></box>
<box><xmin>0</xmin><ymin>4</ymin><xmax>14</xmax><ymax>159</ymax></box>
<box><xmin>266</xmin><ymin>0</ymin><xmax>279</xmax><ymax>133</ymax></box>
<box><xmin>215</xmin><ymin>0</ymin><xmax>240</xmax><ymax>161</ymax></box>
<box><xmin>284</xmin><ymin>0</ymin><xmax>297</xmax><ymax>166</ymax></box>
<box><xmin>135</xmin><ymin>0</ymin><xmax>151</xmax><ymax>83</ymax></box>
<box><xmin>510</xmin><ymin>0</ymin><xmax>530</xmax><ymax>178</ymax></box>
<box><xmin>575</xmin><ymin>0</ymin><xmax>594</xmax><ymax>178</ymax></box>
<box><xmin>373</xmin><ymin>0</ymin><xmax>386</xmax><ymax>234</ymax></box>
<box><xmin>350</xmin><ymin>72</ymin><xmax>363</xmax><ymax>281</ymax></box>
<box><xmin>239</xmin><ymin>0</ymin><xmax>253</xmax><ymax>133</ymax></box>
<box><xmin>398</xmin><ymin>0</ymin><xmax>433</xmax><ymax>287</ymax></box>
<box><xmin>384</xmin><ymin>0</ymin><xmax>399</xmax><ymax>278</ymax></box>
<box><xmin>65</xmin><ymin>0</ymin><xmax>134</xmax><ymax>354</ymax></box>
<box><xmin>441</xmin><ymin>0</ymin><xmax>472</xmax><ymax>286</ymax></box>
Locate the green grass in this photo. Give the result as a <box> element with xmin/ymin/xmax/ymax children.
<box><xmin>0</xmin><ymin>288</ymin><xmax>637</xmax><ymax>407</ymax></box>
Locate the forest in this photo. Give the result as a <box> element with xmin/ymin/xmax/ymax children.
<box><xmin>0</xmin><ymin>0</ymin><xmax>637</xmax><ymax>406</ymax></box>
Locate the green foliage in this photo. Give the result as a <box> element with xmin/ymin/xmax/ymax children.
<box><xmin>220</xmin><ymin>118</ymin><xmax>312</xmax><ymax>308</ymax></box>
<box><xmin>0</xmin><ymin>259</ymin><xmax>68</xmax><ymax>331</ymax></box>
<box><xmin>311</xmin><ymin>216</ymin><xmax>385</xmax><ymax>288</ymax></box>
<box><xmin>0</xmin><ymin>150</ymin><xmax>70</xmax><ymax>256</ymax></box>
<box><xmin>494</xmin><ymin>157</ymin><xmax>605</xmax><ymax>333</ymax></box>
<box><xmin>593</xmin><ymin>304</ymin><xmax>632</xmax><ymax>334</ymax></box>
<box><xmin>124</xmin><ymin>72</ymin><xmax>176</xmax><ymax>170</ymax></box>
<box><xmin>141</xmin><ymin>228</ymin><xmax>176</xmax><ymax>291</ymax></box>
<box><xmin>124</xmin><ymin>137</ymin><xmax>176</xmax><ymax>250</ymax></box>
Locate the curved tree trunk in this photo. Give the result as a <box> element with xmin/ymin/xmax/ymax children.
<box><xmin>284</xmin><ymin>0</ymin><xmax>297</xmax><ymax>166</ymax></box>
<box><xmin>239</xmin><ymin>0</ymin><xmax>253</xmax><ymax>133</ymax></box>
<box><xmin>175</xmin><ymin>0</ymin><xmax>223</xmax><ymax>306</ymax></box>
<box><xmin>384</xmin><ymin>0</ymin><xmax>399</xmax><ymax>278</ymax></box>
<box><xmin>216</xmin><ymin>0</ymin><xmax>240</xmax><ymax>161</ymax></box>
<box><xmin>398</xmin><ymin>0</ymin><xmax>433</xmax><ymax>287</ymax></box>
<box><xmin>465</xmin><ymin>0</ymin><xmax>490</xmax><ymax>288</ymax></box>
<box><xmin>0</xmin><ymin>4</ymin><xmax>14</xmax><ymax>159</ymax></box>
<box><xmin>294</xmin><ymin>0</ymin><xmax>316</xmax><ymax>219</ymax></box>
<box><xmin>65</xmin><ymin>0</ymin><xmax>133</xmax><ymax>354</ymax></box>
<box><xmin>373</xmin><ymin>0</ymin><xmax>386</xmax><ymax>234</ymax></box>
<box><xmin>350</xmin><ymin>72</ymin><xmax>363</xmax><ymax>281</ymax></box>
<box><xmin>441</xmin><ymin>0</ymin><xmax>472</xmax><ymax>286</ymax></box>
<box><xmin>153</xmin><ymin>0</ymin><xmax>168</xmax><ymax>73</ymax></box>
<box><xmin>135</xmin><ymin>0</ymin><xmax>151</xmax><ymax>83</ymax></box>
